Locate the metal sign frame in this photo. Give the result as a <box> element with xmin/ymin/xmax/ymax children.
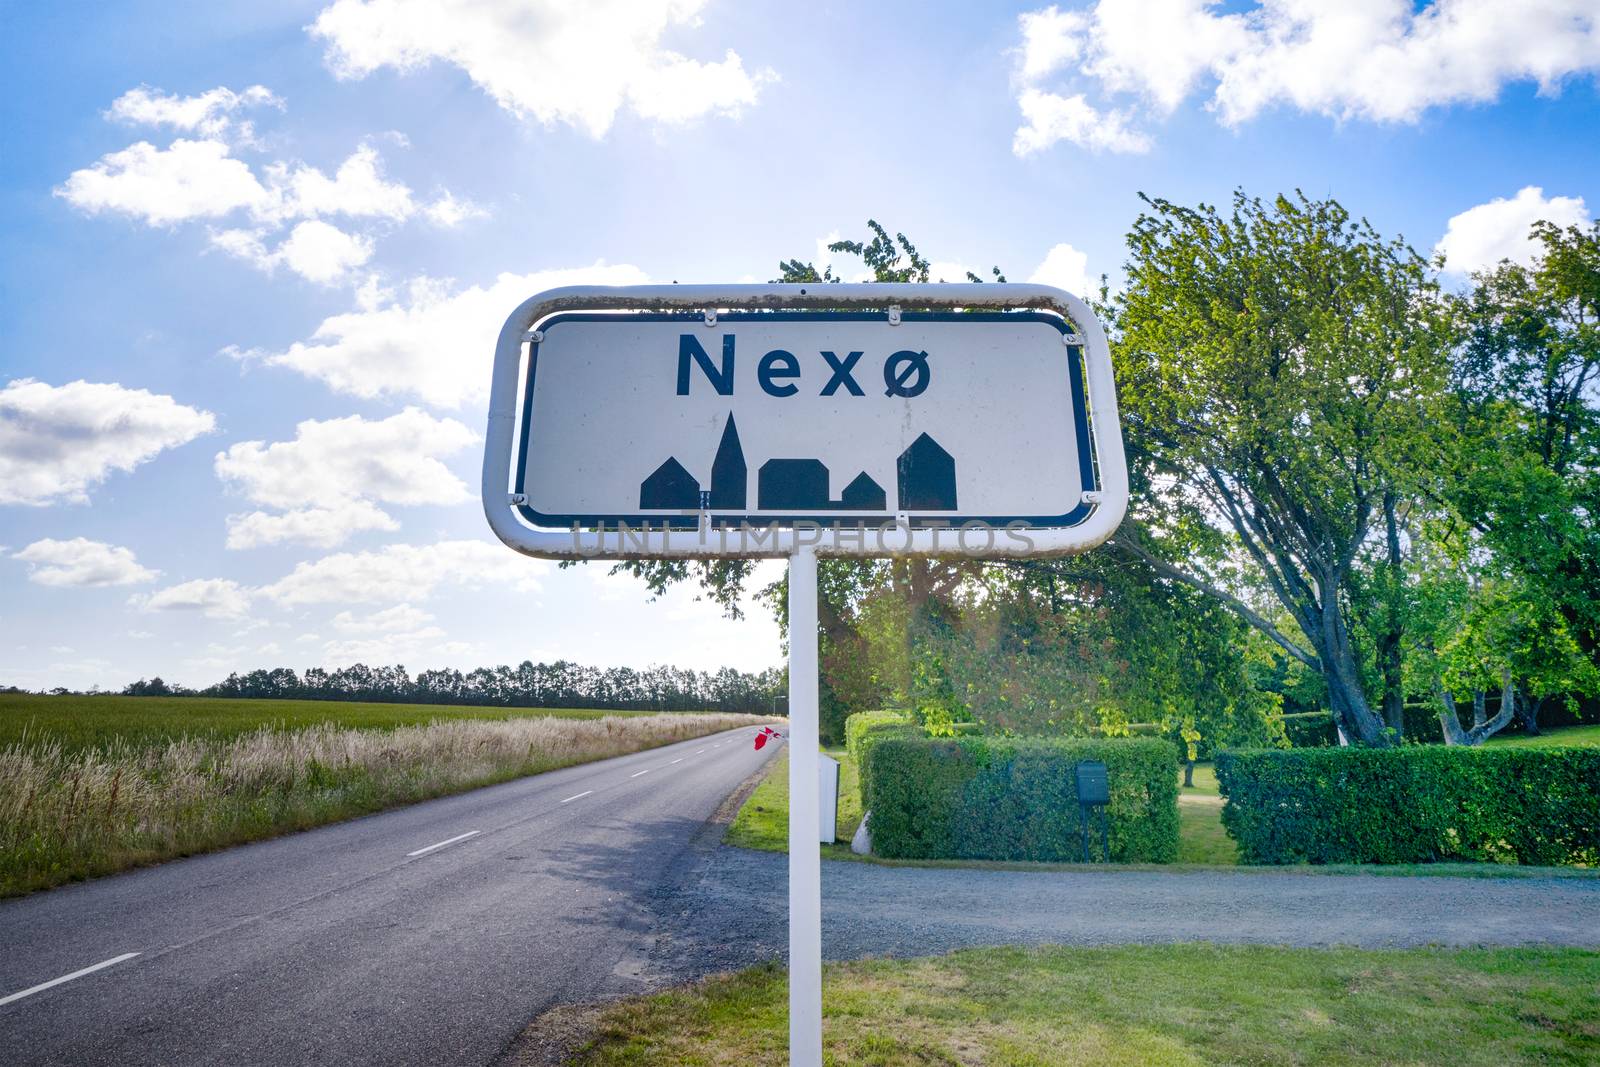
<box><xmin>480</xmin><ymin>282</ymin><xmax>1128</xmax><ymax>1067</ymax></box>
<box><xmin>481</xmin><ymin>283</ymin><xmax>1128</xmax><ymax>560</ymax></box>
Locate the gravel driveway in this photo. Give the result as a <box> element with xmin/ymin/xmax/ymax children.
<box><xmin>644</xmin><ymin>844</ymin><xmax>1600</xmax><ymax>982</ymax></box>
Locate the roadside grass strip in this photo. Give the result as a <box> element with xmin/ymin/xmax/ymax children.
<box><xmin>561</xmin><ymin>944</ymin><xmax>1600</xmax><ymax>1066</ymax></box>
<box><xmin>0</xmin><ymin>712</ymin><xmax>775</xmax><ymax>896</ymax></box>
<box><xmin>725</xmin><ymin>748</ymin><xmax>864</xmax><ymax>851</ymax></box>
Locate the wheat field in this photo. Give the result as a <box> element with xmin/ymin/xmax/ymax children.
<box><xmin>0</xmin><ymin>711</ymin><xmax>772</xmax><ymax>896</ymax></box>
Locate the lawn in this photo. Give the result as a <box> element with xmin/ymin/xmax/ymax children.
<box><xmin>1487</xmin><ymin>723</ymin><xmax>1600</xmax><ymax>749</ymax></box>
<box><xmin>0</xmin><ymin>692</ymin><xmax>641</xmax><ymax>752</ymax></box>
<box><xmin>560</xmin><ymin>944</ymin><xmax>1600</xmax><ymax>1065</ymax></box>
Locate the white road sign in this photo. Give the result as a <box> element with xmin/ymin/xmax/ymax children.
<box><xmin>483</xmin><ymin>284</ymin><xmax>1127</xmax><ymax>558</ymax></box>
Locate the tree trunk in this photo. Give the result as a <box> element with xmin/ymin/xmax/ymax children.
<box><xmin>1316</xmin><ymin>588</ymin><xmax>1392</xmax><ymax>746</ymax></box>
<box><xmin>1378</xmin><ymin>491</ymin><xmax>1405</xmax><ymax>741</ymax></box>
<box><xmin>1517</xmin><ymin>692</ymin><xmax>1543</xmax><ymax>736</ymax></box>
<box><xmin>1471</xmin><ymin>690</ymin><xmax>1486</xmax><ymax>729</ymax></box>
<box><xmin>1436</xmin><ymin>684</ymin><xmax>1469</xmax><ymax>745</ymax></box>
<box><xmin>1183</xmin><ymin>759</ymin><xmax>1195</xmax><ymax>788</ymax></box>
<box><xmin>1435</xmin><ymin>672</ymin><xmax>1519</xmax><ymax>746</ymax></box>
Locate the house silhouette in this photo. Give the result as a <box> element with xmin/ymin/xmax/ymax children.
<box><xmin>758</xmin><ymin>458</ymin><xmax>830</xmax><ymax>509</ymax></box>
<box><xmin>897</xmin><ymin>433</ymin><xmax>957</xmax><ymax>510</ymax></box>
<box><xmin>838</xmin><ymin>471</ymin><xmax>887</xmax><ymax>510</ymax></box>
<box><xmin>639</xmin><ymin>456</ymin><xmax>700</xmax><ymax>509</ymax></box>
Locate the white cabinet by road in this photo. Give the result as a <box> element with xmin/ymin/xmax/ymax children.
<box><xmin>818</xmin><ymin>753</ymin><xmax>839</xmax><ymax>843</ymax></box>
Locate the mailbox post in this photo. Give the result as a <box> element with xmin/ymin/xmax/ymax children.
<box><xmin>1075</xmin><ymin>759</ymin><xmax>1109</xmax><ymax>863</ymax></box>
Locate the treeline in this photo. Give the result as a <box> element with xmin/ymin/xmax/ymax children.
<box><xmin>114</xmin><ymin>660</ymin><xmax>785</xmax><ymax>713</ymax></box>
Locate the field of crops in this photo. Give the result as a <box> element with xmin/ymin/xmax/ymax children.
<box><xmin>0</xmin><ymin>692</ymin><xmax>638</xmax><ymax>752</ymax></box>
<box><xmin>0</xmin><ymin>692</ymin><xmax>768</xmax><ymax>895</ymax></box>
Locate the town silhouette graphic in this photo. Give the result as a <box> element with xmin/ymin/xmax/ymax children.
<box><xmin>639</xmin><ymin>413</ymin><xmax>957</xmax><ymax>512</ymax></box>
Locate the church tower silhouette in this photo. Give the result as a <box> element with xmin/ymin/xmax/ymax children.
<box><xmin>708</xmin><ymin>414</ymin><xmax>746</xmax><ymax>508</ymax></box>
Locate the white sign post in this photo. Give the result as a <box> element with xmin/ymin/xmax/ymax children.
<box><xmin>482</xmin><ymin>283</ymin><xmax>1127</xmax><ymax>1067</ymax></box>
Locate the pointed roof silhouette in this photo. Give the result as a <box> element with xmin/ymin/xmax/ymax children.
<box><xmin>708</xmin><ymin>413</ymin><xmax>746</xmax><ymax>509</ymax></box>
<box><xmin>640</xmin><ymin>456</ymin><xmax>700</xmax><ymax>509</ymax></box>
<box><xmin>838</xmin><ymin>471</ymin><xmax>887</xmax><ymax>510</ymax></box>
<box><xmin>897</xmin><ymin>433</ymin><xmax>957</xmax><ymax>510</ymax></box>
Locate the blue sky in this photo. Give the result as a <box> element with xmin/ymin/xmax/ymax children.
<box><xmin>3</xmin><ymin>0</ymin><xmax>1598</xmax><ymax>690</ymax></box>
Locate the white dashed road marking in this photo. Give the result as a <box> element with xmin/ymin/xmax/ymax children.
<box><xmin>407</xmin><ymin>830</ymin><xmax>481</xmax><ymax>858</ymax></box>
<box><xmin>560</xmin><ymin>791</ymin><xmax>593</xmax><ymax>804</ymax></box>
<box><xmin>630</xmin><ymin>769</ymin><xmax>650</xmax><ymax>778</ymax></box>
<box><xmin>0</xmin><ymin>953</ymin><xmax>141</xmax><ymax>1008</ymax></box>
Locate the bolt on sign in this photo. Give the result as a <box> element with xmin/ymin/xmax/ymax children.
<box><xmin>482</xmin><ymin>283</ymin><xmax>1128</xmax><ymax>1066</ymax></box>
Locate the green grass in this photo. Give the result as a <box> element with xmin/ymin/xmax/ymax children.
<box><xmin>1487</xmin><ymin>723</ymin><xmax>1600</xmax><ymax>749</ymax></box>
<box><xmin>0</xmin><ymin>692</ymin><xmax>640</xmax><ymax>752</ymax></box>
<box><xmin>725</xmin><ymin>748</ymin><xmax>864</xmax><ymax>850</ymax></box>
<box><xmin>1177</xmin><ymin>762</ymin><xmax>1238</xmax><ymax>864</ymax></box>
<box><xmin>564</xmin><ymin>944</ymin><xmax>1600</xmax><ymax>1065</ymax></box>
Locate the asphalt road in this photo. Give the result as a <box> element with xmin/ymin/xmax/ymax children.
<box><xmin>650</xmin><ymin>846</ymin><xmax>1600</xmax><ymax>982</ymax></box>
<box><xmin>0</xmin><ymin>724</ymin><xmax>776</xmax><ymax>1067</ymax></box>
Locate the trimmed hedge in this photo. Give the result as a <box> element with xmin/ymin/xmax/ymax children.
<box><xmin>864</xmin><ymin>736</ymin><xmax>1180</xmax><ymax>863</ymax></box>
<box><xmin>844</xmin><ymin>710</ymin><xmax>911</xmax><ymax>765</ymax></box>
<box><xmin>1216</xmin><ymin>746</ymin><xmax>1600</xmax><ymax>866</ymax></box>
<box><xmin>844</xmin><ymin>710</ymin><xmax>918</xmax><ymax>800</ymax></box>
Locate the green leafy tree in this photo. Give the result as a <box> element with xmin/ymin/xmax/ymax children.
<box><xmin>1447</xmin><ymin>220</ymin><xmax>1600</xmax><ymax>731</ymax></box>
<box><xmin>1110</xmin><ymin>191</ymin><xmax>1455</xmax><ymax>746</ymax></box>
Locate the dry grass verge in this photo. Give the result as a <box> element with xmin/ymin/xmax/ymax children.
<box><xmin>0</xmin><ymin>712</ymin><xmax>771</xmax><ymax>896</ymax></box>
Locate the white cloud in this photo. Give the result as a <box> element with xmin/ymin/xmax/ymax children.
<box><xmin>107</xmin><ymin>84</ymin><xmax>282</xmax><ymax>138</ymax></box>
<box><xmin>247</xmin><ymin>264</ymin><xmax>652</xmax><ymax>408</ymax></box>
<box><xmin>308</xmin><ymin>0</ymin><xmax>775</xmax><ymax>137</ymax></box>
<box><xmin>135</xmin><ymin>578</ymin><xmax>254</xmax><ymax>619</ymax></box>
<box><xmin>1015</xmin><ymin>5</ymin><xmax>1088</xmax><ymax>84</ymax></box>
<box><xmin>1013</xmin><ymin>89</ymin><xmax>1150</xmax><ymax>155</ymax></box>
<box><xmin>1029</xmin><ymin>242</ymin><xmax>1093</xmax><ymax>296</ymax></box>
<box><xmin>321</xmin><ymin>603</ymin><xmax>454</xmax><ymax>662</ymax></box>
<box><xmin>13</xmin><ymin>538</ymin><xmax>157</xmax><ymax>587</ymax></box>
<box><xmin>1011</xmin><ymin>1</ymin><xmax>1600</xmax><ymax>153</ymax></box>
<box><xmin>277</xmin><ymin>220</ymin><xmax>375</xmax><ymax>283</ymax></box>
<box><xmin>261</xmin><ymin>540</ymin><xmax>545</xmax><ymax>606</ymax></box>
<box><xmin>0</xmin><ymin>378</ymin><xmax>215</xmax><ymax>506</ymax></box>
<box><xmin>215</xmin><ymin>407</ymin><xmax>475</xmax><ymax>547</ymax></box>
<box><xmin>332</xmin><ymin>603</ymin><xmax>435</xmax><ymax>633</ymax></box>
<box><xmin>319</xmin><ymin>626</ymin><xmax>470</xmax><ymax>666</ymax></box>
<box><xmin>60</xmin><ymin>90</ymin><xmax>472</xmax><ymax>285</ymax></box>
<box><xmin>268</xmin><ymin>143</ymin><xmax>417</xmax><ymax>223</ymax></box>
<box><xmin>56</xmin><ymin>139</ymin><xmax>271</xmax><ymax>225</ymax></box>
<box><xmin>423</xmin><ymin>190</ymin><xmax>488</xmax><ymax>227</ymax></box>
<box><xmin>1435</xmin><ymin>186</ymin><xmax>1591</xmax><ymax>275</ymax></box>
<box><xmin>210</xmin><ymin>220</ymin><xmax>375</xmax><ymax>284</ymax></box>
<box><xmin>223</xmin><ymin>503</ymin><xmax>400</xmax><ymax>550</ymax></box>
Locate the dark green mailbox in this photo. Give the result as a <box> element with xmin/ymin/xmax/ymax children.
<box><xmin>1074</xmin><ymin>760</ymin><xmax>1109</xmax><ymax>862</ymax></box>
<box><xmin>1074</xmin><ymin>760</ymin><xmax>1109</xmax><ymax>806</ymax></box>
